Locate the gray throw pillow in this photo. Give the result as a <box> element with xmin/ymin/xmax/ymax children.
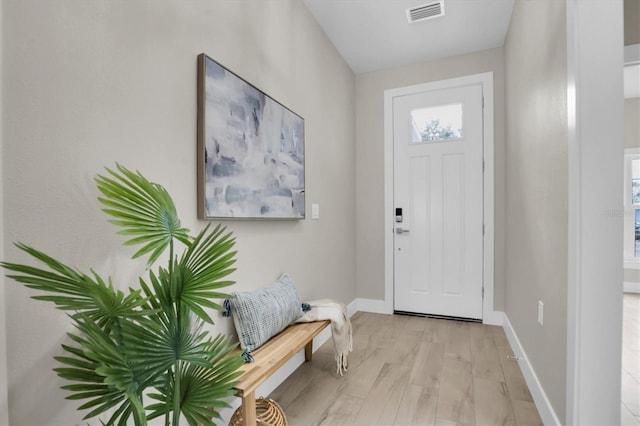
<box><xmin>227</xmin><ymin>274</ymin><xmax>304</xmax><ymax>352</ymax></box>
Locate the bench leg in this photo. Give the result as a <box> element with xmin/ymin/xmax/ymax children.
<box><xmin>304</xmin><ymin>340</ymin><xmax>313</xmax><ymax>361</ymax></box>
<box><xmin>242</xmin><ymin>391</ymin><xmax>257</xmax><ymax>426</ymax></box>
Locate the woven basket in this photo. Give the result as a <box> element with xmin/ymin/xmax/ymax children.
<box><xmin>229</xmin><ymin>397</ymin><xmax>288</xmax><ymax>426</ymax></box>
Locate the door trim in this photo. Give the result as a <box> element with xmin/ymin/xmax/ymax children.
<box><xmin>566</xmin><ymin>0</ymin><xmax>624</xmax><ymax>423</ymax></box>
<box><xmin>383</xmin><ymin>72</ymin><xmax>498</xmax><ymax>324</ymax></box>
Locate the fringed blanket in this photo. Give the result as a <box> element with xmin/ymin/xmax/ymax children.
<box><xmin>296</xmin><ymin>299</ymin><xmax>353</xmax><ymax>376</ymax></box>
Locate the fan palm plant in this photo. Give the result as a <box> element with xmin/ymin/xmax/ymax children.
<box><xmin>1</xmin><ymin>164</ymin><xmax>244</xmax><ymax>426</ymax></box>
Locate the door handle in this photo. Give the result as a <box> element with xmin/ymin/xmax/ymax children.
<box><xmin>395</xmin><ymin>228</ymin><xmax>410</xmax><ymax>234</ymax></box>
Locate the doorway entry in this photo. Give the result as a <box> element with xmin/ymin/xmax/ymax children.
<box><xmin>393</xmin><ymin>83</ymin><xmax>484</xmax><ymax>319</ymax></box>
<box><xmin>383</xmin><ymin>72</ymin><xmax>497</xmax><ymax>323</ymax></box>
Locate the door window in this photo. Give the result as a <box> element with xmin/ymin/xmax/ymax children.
<box><xmin>410</xmin><ymin>103</ymin><xmax>463</xmax><ymax>143</ymax></box>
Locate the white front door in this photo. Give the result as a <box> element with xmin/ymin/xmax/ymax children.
<box><xmin>393</xmin><ymin>84</ymin><xmax>484</xmax><ymax>320</ymax></box>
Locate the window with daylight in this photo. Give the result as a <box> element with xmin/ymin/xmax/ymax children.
<box><xmin>410</xmin><ymin>103</ymin><xmax>463</xmax><ymax>143</ymax></box>
<box><xmin>624</xmin><ymin>149</ymin><xmax>640</xmax><ymax>268</ymax></box>
<box><xmin>633</xmin><ymin>158</ymin><xmax>640</xmax><ymax>204</ymax></box>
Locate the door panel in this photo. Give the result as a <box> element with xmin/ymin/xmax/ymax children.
<box><xmin>409</xmin><ymin>155</ymin><xmax>431</xmax><ymax>294</ymax></box>
<box><xmin>393</xmin><ymin>84</ymin><xmax>483</xmax><ymax>319</ymax></box>
<box><xmin>443</xmin><ymin>153</ymin><xmax>464</xmax><ymax>296</ymax></box>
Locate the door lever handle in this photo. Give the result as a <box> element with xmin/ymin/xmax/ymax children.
<box><xmin>395</xmin><ymin>228</ymin><xmax>410</xmax><ymax>234</ymax></box>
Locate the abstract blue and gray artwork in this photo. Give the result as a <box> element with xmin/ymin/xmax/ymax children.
<box><xmin>202</xmin><ymin>56</ymin><xmax>305</xmax><ymax>219</ymax></box>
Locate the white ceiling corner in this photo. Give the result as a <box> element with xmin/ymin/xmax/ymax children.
<box><xmin>303</xmin><ymin>0</ymin><xmax>516</xmax><ymax>74</ymax></box>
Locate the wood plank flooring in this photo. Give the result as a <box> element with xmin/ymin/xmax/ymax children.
<box><xmin>269</xmin><ymin>312</ymin><xmax>543</xmax><ymax>425</ymax></box>
<box><xmin>622</xmin><ymin>293</ymin><xmax>640</xmax><ymax>425</ymax></box>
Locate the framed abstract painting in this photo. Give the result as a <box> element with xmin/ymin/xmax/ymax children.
<box><xmin>197</xmin><ymin>53</ymin><xmax>305</xmax><ymax>219</ymax></box>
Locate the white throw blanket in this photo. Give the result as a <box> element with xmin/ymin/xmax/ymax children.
<box><xmin>296</xmin><ymin>299</ymin><xmax>353</xmax><ymax>376</ymax></box>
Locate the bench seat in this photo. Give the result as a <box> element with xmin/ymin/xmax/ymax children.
<box><xmin>232</xmin><ymin>320</ymin><xmax>331</xmax><ymax>426</ymax></box>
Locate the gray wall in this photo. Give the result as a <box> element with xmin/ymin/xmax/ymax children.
<box><xmin>504</xmin><ymin>0</ymin><xmax>568</xmax><ymax>420</ymax></box>
<box><xmin>354</xmin><ymin>47</ymin><xmax>506</xmax><ymax>310</ymax></box>
<box><xmin>0</xmin><ymin>0</ymin><xmax>8</xmax><ymax>423</ymax></box>
<box><xmin>624</xmin><ymin>267</ymin><xmax>640</xmax><ymax>283</ymax></box>
<box><xmin>625</xmin><ymin>0</ymin><xmax>640</xmax><ymax>45</ymax></box>
<box><xmin>1</xmin><ymin>1</ymin><xmax>356</xmax><ymax>424</ymax></box>
<box><xmin>625</xmin><ymin>98</ymin><xmax>640</xmax><ymax>150</ymax></box>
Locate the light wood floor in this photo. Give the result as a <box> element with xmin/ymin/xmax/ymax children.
<box><xmin>622</xmin><ymin>293</ymin><xmax>640</xmax><ymax>425</ymax></box>
<box><xmin>269</xmin><ymin>312</ymin><xmax>543</xmax><ymax>425</ymax></box>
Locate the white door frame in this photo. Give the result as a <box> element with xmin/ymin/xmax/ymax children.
<box><xmin>566</xmin><ymin>0</ymin><xmax>624</xmax><ymax>423</ymax></box>
<box><xmin>383</xmin><ymin>72</ymin><xmax>499</xmax><ymax>325</ymax></box>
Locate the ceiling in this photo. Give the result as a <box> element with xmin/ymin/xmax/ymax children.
<box><xmin>303</xmin><ymin>0</ymin><xmax>516</xmax><ymax>74</ymax></box>
<box><xmin>304</xmin><ymin>0</ymin><xmax>638</xmax><ymax>97</ymax></box>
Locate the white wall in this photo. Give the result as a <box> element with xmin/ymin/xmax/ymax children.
<box><xmin>1</xmin><ymin>1</ymin><xmax>356</xmax><ymax>424</ymax></box>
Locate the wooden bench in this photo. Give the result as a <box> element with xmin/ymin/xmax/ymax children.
<box><xmin>233</xmin><ymin>320</ymin><xmax>331</xmax><ymax>426</ymax></box>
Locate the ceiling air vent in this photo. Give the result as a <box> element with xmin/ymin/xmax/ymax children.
<box><xmin>406</xmin><ymin>1</ymin><xmax>445</xmax><ymax>24</ymax></box>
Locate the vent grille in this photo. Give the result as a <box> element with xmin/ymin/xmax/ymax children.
<box><xmin>406</xmin><ymin>1</ymin><xmax>445</xmax><ymax>23</ymax></box>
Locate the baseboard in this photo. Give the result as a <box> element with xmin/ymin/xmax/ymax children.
<box><xmin>502</xmin><ymin>314</ymin><xmax>562</xmax><ymax>425</ymax></box>
<box><xmin>624</xmin><ymin>281</ymin><xmax>640</xmax><ymax>293</ymax></box>
<box><xmin>216</xmin><ymin>298</ymin><xmax>358</xmax><ymax>423</ymax></box>
<box><xmin>482</xmin><ymin>310</ymin><xmax>504</xmax><ymax>326</ymax></box>
<box><xmin>355</xmin><ymin>297</ymin><xmax>391</xmax><ymax>314</ymax></box>
<box><xmin>346</xmin><ymin>299</ymin><xmax>359</xmax><ymax>317</ymax></box>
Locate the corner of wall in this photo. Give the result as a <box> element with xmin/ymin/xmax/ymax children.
<box><xmin>482</xmin><ymin>310</ymin><xmax>504</xmax><ymax>327</ymax></box>
<box><xmin>355</xmin><ymin>298</ymin><xmax>392</xmax><ymax>315</ymax></box>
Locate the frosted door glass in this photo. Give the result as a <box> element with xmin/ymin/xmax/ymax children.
<box><xmin>411</xmin><ymin>103</ymin><xmax>463</xmax><ymax>143</ymax></box>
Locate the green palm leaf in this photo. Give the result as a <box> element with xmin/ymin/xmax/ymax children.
<box><xmin>138</xmin><ymin>272</ymin><xmax>174</xmax><ymax>333</ymax></box>
<box><xmin>2</xmin><ymin>164</ymin><xmax>243</xmax><ymax>425</ymax></box>
<box><xmin>95</xmin><ymin>164</ymin><xmax>191</xmax><ymax>266</ymax></box>
<box><xmin>174</xmin><ymin>225</ymin><xmax>237</xmax><ymax>323</ymax></box>
<box><xmin>53</xmin><ymin>326</ymin><xmax>146</xmax><ymax>425</ymax></box>
<box><xmin>0</xmin><ymin>243</ymin><xmax>149</xmax><ymax>331</ymax></box>
<box><xmin>146</xmin><ymin>335</ymin><xmax>244</xmax><ymax>426</ymax></box>
<box><xmin>120</xmin><ymin>305</ymin><xmax>218</xmax><ymax>371</ymax></box>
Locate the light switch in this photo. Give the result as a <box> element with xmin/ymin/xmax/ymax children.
<box><xmin>311</xmin><ymin>203</ymin><xmax>320</xmax><ymax>219</ymax></box>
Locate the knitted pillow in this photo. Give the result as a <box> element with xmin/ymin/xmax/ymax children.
<box><xmin>227</xmin><ymin>274</ymin><xmax>304</xmax><ymax>352</ymax></box>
